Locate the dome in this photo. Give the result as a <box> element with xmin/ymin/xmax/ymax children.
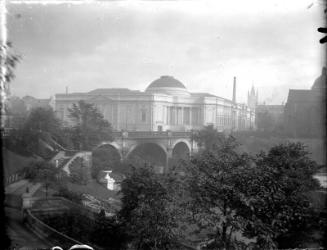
<box><xmin>145</xmin><ymin>76</ymin><xmax>190</xmax><ymax>96</ymax></box>
<box><xmin>311</xmin><ymin>67</ymin><xmax>326</xmax><ymax>90</ymax></box>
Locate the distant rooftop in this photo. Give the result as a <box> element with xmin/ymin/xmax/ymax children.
<box><xmin>88</xmin><ymin>88</ymin><xmax>141</xmax><ymax>95</ymax></box>
<box><xmin>190</xmin><ymin>92</ymin><xmax>217</xmax><ymax>97</ymax></box>
<box><xmin>286</xmin><ymin>89</ymin><xmax>324</xmax><ymax>103</ymax></box>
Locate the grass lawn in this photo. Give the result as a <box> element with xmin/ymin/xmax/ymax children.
<box><xmin>66</xmin><ymin>179</ymin><xmax>120</xmax><ymax>201</ymax></box>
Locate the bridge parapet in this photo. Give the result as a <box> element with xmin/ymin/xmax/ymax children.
<box><xmin>112</xmin><ymin>130</ymin><xmax>194</xmax><ymax>139</ymax></box>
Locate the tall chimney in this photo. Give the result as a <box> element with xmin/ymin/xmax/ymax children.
<box><xmin>232</xmin><ymin>76</ymin><xmax>236</xmax><ymax>103</ymax></box>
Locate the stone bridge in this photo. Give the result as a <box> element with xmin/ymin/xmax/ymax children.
<box><xmin>96</xmin><ymin>131</ymin><xmax>199</xmax><ymax>169</ymax></box>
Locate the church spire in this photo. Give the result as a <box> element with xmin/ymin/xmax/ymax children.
<box><xmin>247</xmin><ymin>84</ymin><xmax>257</xmax><ymax>110</ymax></box>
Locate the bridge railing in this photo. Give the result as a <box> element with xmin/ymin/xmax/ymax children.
<box><xmin>112</xmin><ymin>131</ymin><xmax>193</xmax><ymax>139</ymax></box>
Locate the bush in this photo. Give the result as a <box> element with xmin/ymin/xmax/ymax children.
<box><xmin>54</xmin><ymin>187</ymin><xmax>83</xmax><ymax>204</ymax></box>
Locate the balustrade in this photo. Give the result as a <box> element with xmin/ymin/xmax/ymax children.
<box><xmin>112</xmin><ymin>130</ymin><xmax>192</xmax><ymax>139</ymax></box>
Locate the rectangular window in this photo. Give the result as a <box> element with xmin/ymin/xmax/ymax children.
<box><xmin>141</xmin><ymin>109</ymin><xmax>146</xmax><ymax>122</ymax></box>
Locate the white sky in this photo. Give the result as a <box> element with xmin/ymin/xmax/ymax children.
<box><xmin>6</xmin><ymin>0</ymin><xmax>326</xmax><ymax>104</ymax></box>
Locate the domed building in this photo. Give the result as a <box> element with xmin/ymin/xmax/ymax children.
<box><xmin>284</xmin><ymin>67</ymin><xmax>326</xmax><ymax>137</ymax></box>
<box><xmin>54</xmin><ymin>76</ymin><xmax>255</xmax><ymax>132</ymax></box>
<box><xmin>145</xmin><ymin>75</ymin><xmax>191</xmax><ymax>97</ymax></box>
<box><xmin>311</xmin><ymin>67</ymin><xmax>326</xmax><ymax>90</ymax></box>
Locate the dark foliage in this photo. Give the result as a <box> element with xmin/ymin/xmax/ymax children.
<box><xmin>68</xmin><ymin>100</ymin><xmax>113</xmax><ymax>150</ymax></box>
<box><xmin>119</xmin><ymin>165</ymin><xmax>180</xmax><ymax>250</ymax></box>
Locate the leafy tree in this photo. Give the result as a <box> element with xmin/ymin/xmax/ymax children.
<box><xmin>119</xmin><ymin>165</ymin><xmax>180</xmax><ymax>250</ymax></box>
<box><xmin>193</xmin><ymin>125</ymin><xmax>226</xmax><ymax>151</ymax></box>
<box><xmin>23</xmin><ymin>107</ymin><xmax>61</xmax><ymax>134</ymax></box>
<box><xmin>23</xmin><ymin>160</ymin><xmax>62</xmax><ymax>198</ymax></box>
<box><xmin>182</xmin><ymin>135</ymin><xmax>322</xmax><ymax>249</ymax></box>
<box><xmin>6</xmin><ymin>96</ymin><xmax>28</xmax><ymax>128</ymax></box>
<box><xmin>0</xmin><ymin>41</ymin><xmax>20</xmax><ymax>250</ymax></box>
<box><xmin>0</xmin><ymin>42</ymin><xmax>20</xmax><ymax>84</ymax></box>
<box><xmin>246</xmin><ymin>142</ymin><xmax>321</xmax><ymax>248</ymax></box>
<box><xmin>20</xmin><ymin>107</ymin><xmax>63</xmax><ymax>156</ymax></box>
<box><xmin>69</xmin><ymin>157</ymin><xmax>91</xmax><ymax>185</ymax></box>
<box><xmin>68</xmin><ymin>100</ymin><xmax>113</xmax><ymax>150</ymax></box>
<box><xmin>181</xmin><ymin>136</ymin><xmax>257</xmax><ymax>249</ymax></box>
<box><xmin>92</xmin><ymin>210</ymin><xmax>127</xmax><ymax>249</ymax></box>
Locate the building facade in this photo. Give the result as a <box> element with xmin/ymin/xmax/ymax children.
<box><xmin>54</xmin><ymin>76</ymin><xmax>255</xmax><ymax>132</ymax></box>
<box><xmin>284</xmin><ymin>67</ymin><xmax>326</xmax><ymax>137</ymax></box>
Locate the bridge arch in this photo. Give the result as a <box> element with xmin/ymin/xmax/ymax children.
<box><xmin>172</xmin><ymin>140</ymin><xmax>191</xmax><ymax>160</ymax></box>
<box><xmin>125</xmin><ymin>142</ymin><xmax>167</xmax><ymax>169</ymax></box>
<box><xmin>94</xmin><ymin>141</ymin><xmax>122</xmax><ymax>160</ymax></box>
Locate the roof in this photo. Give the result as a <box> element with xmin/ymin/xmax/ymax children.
<box><xmin>147</xmin><ymin>76</ymin><xmax>187</xmax><ymax>89</ymax></box>
<box><xmin>88</xmin><ymin>88</ymin><xmax>141</xmax><ymax>95</ymax></box>
<box><xmin>286</xmin><ymin>89</ymin><xmax>324</xmax><ymax>103</ymax></box>
<box><xmin>190</xmin><ymin>92</ymin><xmax>217</xmax><ymax>97</ymax></box>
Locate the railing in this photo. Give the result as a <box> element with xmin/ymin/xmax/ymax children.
<box><xmin>27</xmin><ymin>197</ymin><xmax>108</xmax><ymax>249</ymax></box>
<box><xmin>62</xmin><ymin>151</ymin><xmax>91</xmax><ymax>175</ymax></box>
<box><xmin>25</xmin><ymin>209</ymin><xmax>84</xmax><ymax>249</ymax></box>
<box><xmin>112</xmin><ymin>131</ymin><xmax>193</xmax><ymax>139</ymax></box>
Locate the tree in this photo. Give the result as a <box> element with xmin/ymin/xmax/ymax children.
<box><xmin>6</xmin><ymin>96</ymin><xmax>28</xmax><ymax>128</ymax></box>
<box><xmin>181</xmin><ymin>136</ymin><xmax>258</xmax><ymax>249</ymax></box>
<box><xmin>69</xmin><ymin>157</ymin><xmax>91</xmax><ymax>185</ymax></box>
<box><xmin>246</xmin><ymin>142</ymin><xmax>321</xmax><ymax>248</ymax></box>
<box><xmin>0</xmin><ymin>41</ymin><xmax>20</xmax><ymax>250</ymax></box>
<box><xmin>92</xmin><ymin>210</ymin><xmax>127</xmax><ymax>249</ymax></box>
<box><xmin>68</xmin><ymin>100</ymin><xmax>113</xmax><ymax>150</ymax></box>
<box><xmin>23</xmin><ymin>107</ymin><xmax>61</xmax><ymax>134</ymax></box>
<box><xmin>119</xmin><ymin>165</ymin><xmax>180</xmax><ymax>250</ymax></box>
<box><xmin>19</xmin><ymin>107</ymin><xmax>63</xmax><ymax>156</ymax></box>
<box><xmin>193</xmin><ymin>125</ymin><xmax>226</xmax><ymax>151</ymax></box>
<box><xmin>23</xmin><ymin>160</ymin><xmax>62</xmax><ymax>198</ymax></box>
<box><xmin>182</xmin><ymin>134</ymin><xmax>322</xmax><ymax>249</ymax></box>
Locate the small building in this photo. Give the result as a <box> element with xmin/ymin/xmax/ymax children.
<box><xmin>97</xmin><ymin>170</ymin><xmax>124</xmax><ymax>191</ymax></box>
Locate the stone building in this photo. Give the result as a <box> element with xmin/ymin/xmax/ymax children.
<box><xmin>284</xmin><ymin>67</ymin><xmax>326</xmax><ymax>137</ymax></box>
<box><xmin>54</xmin><ymin>76</ymin><xmax>255</xmax><ymax>132</ymax></box>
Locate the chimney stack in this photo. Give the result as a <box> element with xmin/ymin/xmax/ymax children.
<box><xmin>233</xmin><ymin>76</ymin><xmax>236</xmax><ymax>103</ymax></box>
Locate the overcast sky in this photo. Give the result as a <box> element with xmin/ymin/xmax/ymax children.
<box><xmin>6</xmin><ymin>0</ymin><xmax>326</xmax><ymax>104</ymax></box>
